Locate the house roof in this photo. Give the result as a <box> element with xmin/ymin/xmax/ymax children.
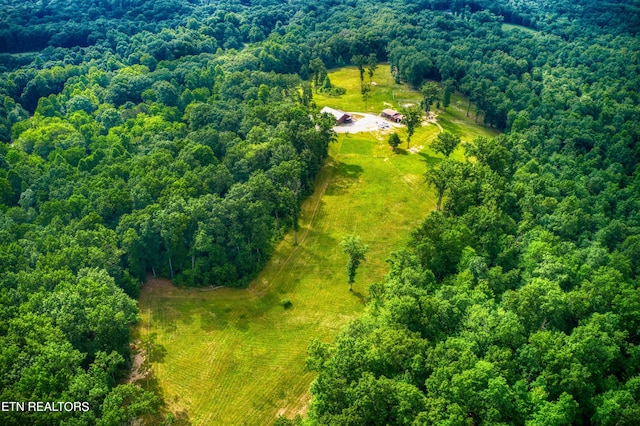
<box><xmin>321</xmin><ymin>106</ymin><xmax>350</xmax><ymax>121</ymax></box>
<box><xmin>382</xmin><ymin>108</ymin><xmax>401</xmax><ymax>117</ymax></box>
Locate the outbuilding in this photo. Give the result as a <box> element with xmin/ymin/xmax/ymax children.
<box><xmin>321</xmin><ymin>106</ymin><xmax>352</xmax><ymax>124</ymax></box>
<box><xmin>381</xmin><ymin>108</ymin><xmax>404</xmax><ymax>123</ymax></box>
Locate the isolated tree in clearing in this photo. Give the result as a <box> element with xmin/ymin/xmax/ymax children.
<box><xmin>352</xmin><ymin>54</ymin><xmax>367</xmax><ymax>84</ymax></box>
<box><xmin>361</xmin><ymin>83</ymin><xmax>371</xmax><ymax>109</ymax></box>
<box><xmin>367</xmin><ymin>53</ymin><xmax>378</xmax><ymax>83</ymax></box>
<box><xmin>388</xmin><ymin>132</ymin><xmax>401</xmax><ymax>152</ymax></box>
<box><xmin>432</xmin><ymin>131</ymin><xmax>461</xmax><ymax>157</ymax></box>
<box><xmin>340</xmin><ymin>235</ymin><xmax>369</xmax><ymax>291</ymax></box>
<box><xmin>401</xmin><ymin>105</ymin><xmax>422</xmax><ymax>148</ymax></box>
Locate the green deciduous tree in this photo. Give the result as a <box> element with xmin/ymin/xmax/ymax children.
<box><xmin>366</xmin><ymin>53</ymin><xmax>378</xmax><ymax>84</ymax></box>
<box><xmin>420</xmin><ymin>82</ymin><xmax>440</xmax><ymax>113</ymax></box>
<box><xmin>401</xmin><ymin>105</ymin><xmax>422</xmax><ymax>148</ymax></box>
<box><xmin>388</xmin><ymin>132</ymin><xmax>401</xmax><ymax>152</ymax></box>
<box><xmin>432</xmin><ymin>131</ymin><xmax>461</xmax><ymax>158</ymax></box>
<box><xmin>425</xmin><ymin>160</ymin><xmax>456</xmax><ymax>212</ymax></box>
<box><xmin>340</xmin><ymin>235</ymin><xmax>369</xmax><ymax>291</ymax></box>
<box><xmin>309</xmin><ymin>58</ymin><xmax>327</xmax><ymax>93</ymax></box>
<box><xmin>351</xmin><ymin>55</ymin><xmax>367</xmax><ymax>84</ymax></box>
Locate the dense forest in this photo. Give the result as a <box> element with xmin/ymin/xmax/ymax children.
<box><xmin>1</xmin><ymin>0</ymin><xmax>639</xmax><ymax>424</ymax></box>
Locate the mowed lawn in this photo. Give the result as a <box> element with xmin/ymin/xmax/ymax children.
<box><xmin>136</xmin><ymin>68</ymin><xmax>498</xmax><ymax>425</ymax></box>
<box><xmin>316</xmin><ymin>65</ymin><xmax>499</xmax><ymax>159</ymax></box>
<box><xmin>315</xmin><ymin>64</ymin><xmax>423</xmax><ymax>114</ymax></box>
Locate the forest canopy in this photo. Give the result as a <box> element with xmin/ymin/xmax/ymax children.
<box><xmin>1</xmin><ymin>0</ymin><xmax>639</xmax><ymax>424</ymax></box>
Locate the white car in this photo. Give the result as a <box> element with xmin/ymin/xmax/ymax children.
<box><xmin>377</xmin><ymin>121</ymin><xmax>390</xmax><ymax>129</ymax></box>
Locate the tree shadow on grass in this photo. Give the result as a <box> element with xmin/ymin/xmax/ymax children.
<box><xmin>325</xmin><ymin>161</ymin><xmax>363</xmax><ymax>196</ymax></box>
<box><xmin>234</xmin><ymin>313</ymin><xmax>250</xmax><ymax>332</ymax></box>
<box><xmin>147</xmin><ymin>380</ymin><xmax>193</xmax><ymax>425</ymax></box>
<box><xmin>169</xmin><ymin>410</ymin><xmax>192</xmax><ymax>426</ymax></box>
<box><xmin>350</xmin><ymin>289</ymin><xmax>366</xmax><ymax>305</ymax></box>
<box><xmin>199</xmin><ymin>307</ymin><xmax>229</xmax><ymax>332</ymax></box>
<box><xmin>144</xmin><ymin>332</ymin><xmax>168</xmax><ymax>364</ymax></box>
<box><xmin>337</xmin><ymin>162</ymin><xmax>363</xmax><ymax>178</ymax></box>
<box><xmin>393</xmin><ymin>148</ymin><xmax>409</xmax><ymax>155</ymax></box>
<box><xmin>418</xmin><ymin>151</ymin><xmax>441</xmax><ymax>167</ymax></box>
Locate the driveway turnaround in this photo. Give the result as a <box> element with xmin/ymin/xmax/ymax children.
<box><xmin>333</xmin><ymin>112</ymin><xmax>403</xmax><ymax>133</ymax></box>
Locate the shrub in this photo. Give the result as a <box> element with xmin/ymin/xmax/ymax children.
<box><xmin>280</xmin><ymin>298</ymin><xmax>293</xmax><ymax>309</ymax></box>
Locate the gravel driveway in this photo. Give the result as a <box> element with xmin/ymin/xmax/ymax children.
<box><xmin>333</xmin><ymin>112</ymin><xmax>404</xmax><ymax>134</ymax></box>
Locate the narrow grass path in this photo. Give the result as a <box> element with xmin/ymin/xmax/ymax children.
<box><xmin>136</xmin><ymin>67</ymin><xmax>498</xmax><ymax>426</ymax></box>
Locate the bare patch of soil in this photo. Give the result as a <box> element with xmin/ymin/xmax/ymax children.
<box><xmin>127</xmin><ymin>341</ymin><xmax>150</xmax><ymax>384</ymax></box>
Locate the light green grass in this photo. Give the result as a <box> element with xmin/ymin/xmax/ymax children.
<box><xmin>437</xmin><ymin>92</ymin><xmax>500</xmax><ymax>141</ymax></box>
<box><xmin>316</xmin><ymin>65</ymin><xmax>498</xmax><ymax>158</ymax></box>
<box><xmin>502</xmin><ymin>23</ymin><xmax>540</xmax><ymax>35</ymax></box>
<box><xmin>136</xmin><ymin>67</ymin><xmax>499</xmax><ymax>425</ymax></box>
<box><xmin>315</xmin><ymin>64</ymin><xmax>422</xmax><ymax>114</ymax></box>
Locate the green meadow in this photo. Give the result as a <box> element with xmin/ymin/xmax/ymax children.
<box><xmin>501</xmin><ymin>23</ymin><xmax>540</xmax><ymax>35</ymax></box>
<box><xmin>136</xmin><ymin>66</ymin><xmax>497</xmax><ymax>425</ymax></box>
<box><xmin>314</xmin><ymin>64</ymin><xmax>422</xmax><ymax>114</ymax></box>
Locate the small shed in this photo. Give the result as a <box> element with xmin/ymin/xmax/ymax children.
<box><xmin>321</xmin><ymin>107</ymin><xmax>352</xmax><ymax>124</ymax></box>
<box><xmin>381</xmin><ymin>108</ymin><xmax>404</xmax><ymax>123</ymax></box>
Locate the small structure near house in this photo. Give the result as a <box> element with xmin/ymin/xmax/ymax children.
<box><xmin>321</xmin><ymin>106</ymin><xmax>352</xmax><ymax>124</ymax></box>
<box><xmin>381</xmin><ymin>108</ymin><xmax>404</xmax><ymax>123</ymax></box>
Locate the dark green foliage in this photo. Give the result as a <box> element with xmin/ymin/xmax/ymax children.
<box><xmin>0</xmin><ymin>4</ymin><xmax>340</xmax><ymax>423</ymax></box>
<box><xmin>0</xmin><ymin>0</ymin><xmax>639</xmax><ymax>424</ymax></box>
<box><xmin>420</xmin><ymin>81</ymin><xmax>440</xmax><ymax>113</ymax></box>
<box><xmin>431</xmin><ymin>131</ymin><xmax>461</xmax><ymax>157</ymax></box>
<box><xmin>400</xmin><ymin>105</ymin><xmax>422</xmax><ymax>147</ymax></box>
<box><xmin>302</xmin><ymin>2</ymin><xmax>640</xmax><ymax>425</ymax></box>
<box><xmin>388</xmin><ymin>132</ymin><xmax>401</xmax><ymax>151</ymax></box>
<box><xmin>340</xmin><ymin>235</ymin><xmax>369</xmax><ymax>291</ymax></box>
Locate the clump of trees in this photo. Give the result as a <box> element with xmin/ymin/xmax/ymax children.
<box><xmin>0</xmin><ymin>3</ymin><xmax>340</xmax><ymax>422</ymax></box>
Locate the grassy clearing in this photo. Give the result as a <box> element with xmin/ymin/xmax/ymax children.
<box><xmin>502</xmin><ymin>23</ymin><xmax>540</xmax><ymax>35</ymax></box>
<box><xmin>315</xmin><ymin>65</ymin><xmax>422</xmax><ymax>114</ymax></box>
<box><xmin>135</xmin><ymin>67</ymin><xmax>498</xmax><ymax>425</ymax></box>
<box><xmin>316</xmin><ymin>64</ymin><xmax>498</xmax><ymax>159</ymax></box>
<box><xmin>137</xmin><ymin>135</ymin><xmax>435</xmax><ymax>425</ymax></box>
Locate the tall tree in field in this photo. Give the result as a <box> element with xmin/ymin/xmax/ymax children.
<box><xmin>388</xmin><ymin>132</ymin><xmax>401</xmax><ymax>152</ymax></box>
<box><xmin>367</xmin><ymin>53</ymin><xmax>378</xmax><ymax>83</ymax></box>
<box><xmin>442</xmin><ymin>80</ymin><xmax>454</xmax><ymax>109</ymax></box>
<box><xmin>340</xmin><ymin>235</ymin><xmax>369</xmax><ymax>291</ymax></box>
<box><xmin>352</xmin><ymin>55</ymin><xmax>367</xmax><ymax>84</ymax></box>
<box><xmin>432</xmin><ymin>131</ymin><xmax>461</xmax><ymax>157</ymax></box>
<box><xmin>361</xmin><ymin>83</ymin><xmax>371</xmax><ymax>110</ymax></box>
<box><xmin>309</xmin><ymin>58</ymin><xmax>327</xmax><ymax>93</ymax></box>
<box><xmin>401</xmin><ymin>105</ymin><xmax>422</xmax><ymax>148</ymax></box>
<box><xmin>425</xmin><ymin>160</ymin><xmax>456</xmax><ymax>212</ymax></box>
<box><xmin>420</xmin><ymin>82</ymin><xmax>440</xmax><ymax>113</ymax></box>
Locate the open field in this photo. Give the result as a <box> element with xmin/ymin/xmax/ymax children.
<box><xmin>320</xmin><ymin>65</ymin><xmax>499</xmax><ymax>159</ymax></box>
<box><xmin>315</xmin><ymin>64</ymin><xmax>423</xmax><ymax>114</ymax></box>
<box><xmin>502</xmin><ymin>23</ymin><xmax>540</xmax><ymax>34</ymax></box>
<box><xmin>135</xmin><ymin>67</ymin><xmax>498</xmax><ymax>425</ymax></box>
